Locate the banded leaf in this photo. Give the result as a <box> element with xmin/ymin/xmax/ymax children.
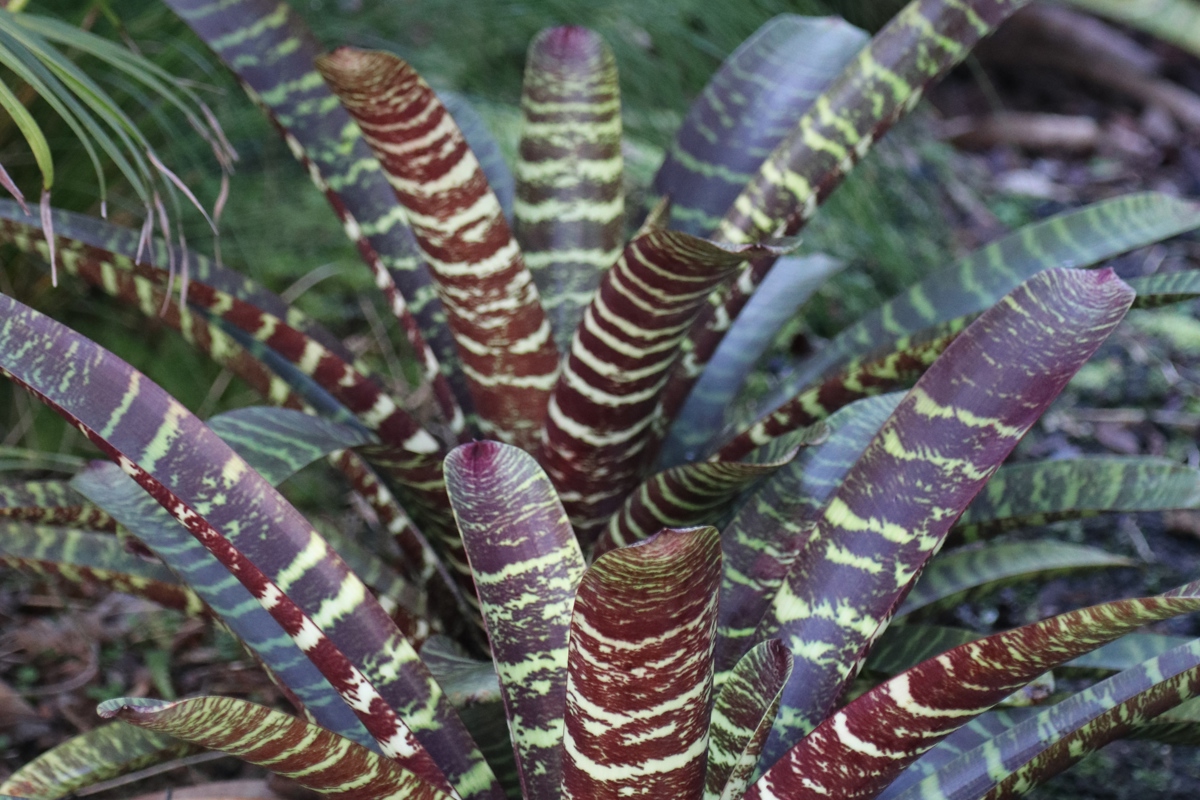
<box><xmin>515</xmin><ymin>26</ymin><xmax>623</xmax><ymax>353</ymax></box>
<box><xmin>888</xmin><ymin>636</ymin><xmax>1200</xmax><ymax>800</ymax></box>
<box><xmin>317</xmin><ymin>47</ymin><xmax>560</xmax><ymax>451</ymax></box>
<box><xmin>768</xmin><ymin>192</ymin><xmax>1200</xmax><ymax>400</ymax></box>
<box><xmin>653</xmin><ymin>15</ymin><xmax>867</xmax><ymax>237</ymax></box>
<box><xmin>0</xmin><ymin>478</ymin><xmax>115</xmax><ymax>530</ymax></box>
<box><xmin>661</xmin><ymin>253</ymin><xmax>843</xmax><ymax>467</ymax></box>
<box><xmin>160</xmin><ymin>0</ymin><xmax>466</xmax><ymax>416</ymax></box>
<box><xmin>99</xmin><ymin>697</ymin><xmax>456</xmax><ymax>800</ymax></box>
<box><xmin>596</xmin><ymin>422</ymin><xmax>828</xmax><ymax>555</ymax></box>
<box><xmin>659</xmin><ymin>0</ymin><xmax>1031</xmax><ymax>430</ymax></box>
<box><xmin>757</xmin><ymin>268</ymin><xmax>1134</xmax><ymax>760</ymax></box>
<box><xmin>747</xmin><ymin>583</ymin><xmax>1200</xmax><ymax>800</ymax></box>
<box><xmin>538</xmin><ymin>228</ymin><xmax>796</xmax><ymax>543</ymax></box>
<box><xmin>898</xmin><ymin>541</ymin><xmax>1133</xmax><ymax>617</ymax></box>
<box><xmin>705</xmin><ymin>640</ymin><xmax>792</xmax><ymax>800</ymax></box>
<box><xmin>445</xmin><ymin>441</ymin><xmax>585</xmax><ymax>800</ymax></box>
<box><xmin>717</xmin><ymin>394</ymin><xmax>900</xmax><ymax>671</ymax></box>
<box><xmin>953</xmin><ymin>457</ymin><xmax>1200</xmax><ymax>542</ymax></box>
<box><xmin>0</xmin><ymin>521</ymin><xmax>205</xmax><ymax>616</ymax></box>
<box><xmin>0</xmin><ymin>295</ymin><xmax>500</xmax><ymax>799</ymax></box>
<box><xmin>441</xmin><ymin>91</ymin><xmax>517</xmax><ymax>223</ymax></box>
<box><xmin>560</xmin><ymin>527</ymin><xmax>721</xmax><ymax>800</ymax></box>
<box><xmin>0</xmin><ymin>723</ymin><xmax>194</xmax><ymax>800</ymax></box>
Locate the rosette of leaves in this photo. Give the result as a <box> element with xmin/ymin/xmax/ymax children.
<box><xmin>5</xmin><ymin>1</ymin><xmax>1200</xmax><ymax>799</ymax></box>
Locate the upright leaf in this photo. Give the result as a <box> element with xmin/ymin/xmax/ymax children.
<box><xmin>756</xmin><ymin>268</ymin><xmax>1134</xmax><ymax>760</ymax></box>
<box><xmin>560</xmin><ymin>527</ymin><xmax>721</xmax><ymax>800</ymax></box>
<box><xmin>318</xmin><ymin>48</ymin><xmax>560</xmax><ymax>450</ymax></box>
<box><xmin>515</xmin><ymin>26</ymin><xmax>624</xmax><ymax>352</ymax></box>
<box><xmin>445</xmin><ymin>442</ymin><xmax>586</xmax><ymax>800</ymax></box>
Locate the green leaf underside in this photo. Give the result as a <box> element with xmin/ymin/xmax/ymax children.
<box><xmin>99</xmin><ymin>697</ymin><xmax>455</xmax><ymax>800</ymax></box>
<box><xmin>755</xmin><ymin>268</ymin><xmax>1134</xmax><ymax>764</ymax></box>
<box><xmin>419</xmin><ymin>636</ymin><xmax>501</xmax><ymax>708</ymax></box>
<box><xmin>770</xmin><ymin>192</ymin><xmax>1200</xmax><ymax>402</ymax></box>
<box><xmin>717</xmin><ymin>394</ymin><xmax>902</xmax><ymax>671</ymax></box>
<box><xmin>597</xmin><ymin>422</ymin><xmax>827</xmax><ymax>555</ymax></box>
<box><xmin>538</xmin><ymin>227</ymin><xmax>798</xmax><ymax>542</ymax></box>
<box><xmin>0</xmin><ymin>723</ymin><xmax>193</xmax><ymax>799</ymax></box>
<box><xmin>706</xmin><ymin>640</ymin><xmax>793</xmax><ymax>800</ymax></box>
<box><xmin>658</xmin><ymin>0</ymin><xmax>1032</xmax><ymax>438</ymax></box>
<box><xmin>887</xmin><ymin>635</ymin><xmax>1200</xmax><ymax>800</ymax></box>
<box><xmin>0</xmin><ymin>293</ymin><xmax>501</xmax><ymax>799</ymax></box>
<box><xmin>897</xmin><ymin>541</ymin><xmax>1134</xmax><ymax>616</ymax></box>
<box><xmin>69</xmin><ymin>407</ymin><xmax>388</xmax><ymax>747</ymax></box>
<box><xmin>445</xmin><ymin>442</ymin><xmax>585</xmax><ymax>800</ymax></box>
<box><xmin>515</xmin><ymin>26</ymin><xmax>624</xmax><ymax>354</ymax></box>
<box><xmin>0</xmin><ymin>521</ymin><xmax>205</xmax><ymax>616</ymax></box>
<box><xmin>317</xmin><ymin>47</ymin><xmax>559</xmax><ymax>451</ymax></box>
<box><xmin>161</xmin><ymin>0</ymin><xmax>467</xmax><ymax>418</ymax></box>
<box><xmin>953</xmin><ymin>457</ymin><xmax>1200</xmax><ymax>541</ymax></box>
<box><xmin>654</xmin><ymin>15</ymin><xmax>867</xmax><ymax>237</ymax></box>
<box><xmin>748</xmin><ymin>584</ymin><xmax>1200</xmax><ymax>800</ymax></box>
<box><xmin>561</xmin><ymin>527</ymin><xmax>721</xmax><ymax>800</ymax></box>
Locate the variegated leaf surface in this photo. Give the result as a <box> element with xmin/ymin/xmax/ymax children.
<box><xmin>0</xmin><ymin>723</ymin><xmax>194</xmax><ymax>800</ymax></box>
<box><xmin>756</xmin><ymin>268</ymin><xmax>1134</xmax><ymax>760</ymax></box>
<box><xmin>661</xmin><ymin>253</ymin><xmax>843</xmax><ymax>468</ymax></box>
<box><xmin>748</xmin><ymin>584</ymin><xmax>1200</xmax><ymax>800</ymax></box>
<box><xmin>560</xmin><ymin>527</ymin><xmax>721</xmax><ymax>800</ymax></box>
<box><xmin>515</xmin><ymin>26</ymin><xmax>623</xmax><ymax>353</ymax></box>
<box><xmin>70</xmin><ymin>407</ymin><xmax>403</xmax><ymax>746</ymax></box>
<box><xmin>887</xmin><ymin>636</ymin><xmax>1200</xmax><ymax>800</ymax></box>
<box><xmin>768</xmin><ymin>192</ymin><xmax>1200</xmax><ymax>400</ymax></box>
<box><xmin>705</xmin><ymin>640</ymin><xmax>792</xmax><ymax>800</ymax></box>
<box><xmin>0</xmin><ymin>521</ymin><xmax>205</xmax><ymax>616</ymax></box>
<box><xmin>953</xmin><ymin>457</ymin><xmax>1200</xmax><ymax>542</ymax></box>
<box><xmin>161</xmin><ymin>0</ymin><xmax>467</xmax><ymax>420</ymax></box>
<box><xmin>445</xmin><ymin>441</ymin><xmax>586</xmax><ymax>800</ymax></box>
<box><xmin>717</xmin><ymin>394</ymin><xmax>901</xmax><ymax>672</ymax></box>
<box><xmin>897</xmin><ymin>541</ymin><xmax>1133</xmax><ymax>617</ymax></box>
<box><xmin>659</xmin><ymin>0</ymin><xmax>1031</xmax><ymax>431</ymax></box>
<box><xmin>0</xmin><ymin>478</ymin><xmax>114</xmax><ymax>530</ymax></box>
<box><xmin>538</xmin><ymin>228</ymin><xmax>797</xmax><ymax>543</ymax></box>
<box><xmin>317</xmin><ymin>47</ymin><xmax>560</xmax><ymax>451</ymax></box>
<box><xmin>653</xmin><ymin>15</ymin><xmax>867</xmax><ymax>237</ymax></box>
<box><xmin>0</xmin><ymin>294</ymin><xmax>501</xmax><ymax>799</ymax></box>
<box><xmin>596</xmin><ymin>422</ymin><xmax>827</xmax><ymax>556</ymax></box>
<box><xmin>99</xmin><ymin>697</ymin><xmax>456</xmax><ymax>800</ymax></box>
<box><xmin>440</xmin><ymin>91</ymin><xmax>517</xmax><ymax>223</ymax></box>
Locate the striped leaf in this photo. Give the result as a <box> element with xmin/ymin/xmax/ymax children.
<box><xmin>717</xmin><ymin>394</ymin><xmax>900</xmax><ymax>672</ymax></box>
<box><xmin>0</xmin><ymin>294</ymin><xmax>501</xmax><ymax>799</ymax></box>
<box><xmin>160</xmin><ymin>0</ymin><xmax>466</xmax><ymax>417</ymax></box>
<box><xmin>441</xmin><ymin>91</ymin><xmax>517</xmax><ymax>223</ymax></box>
<box><xmin>747</xmin><ymin>583</ymin><xmax>1200</xmax><ymax>800</ymax></box>
<box><xmin>0</xmin><ymin>723</ymin><xmax>194</xmax><ymax>800</ymax></box>
<box><xmin>445</xmin><ymin>441</ymin><xmax>586</xmax><ymax>800</ymax></box>
<box><xmin>756</xmin><ymin>268</ymin><xmax>1134</xmax><ymax>761</ymax></box>
<box><xmin>560</xmin><ymin>526</ymin><xmax>721</xmax><ymax>800</ymax></box>
<box><xmin>0</xmin><ymin>521</ymin><xmax>205</xmax><ymax>616</ymax></box>
<box><xmin>538</xmin><ymin>228</ymin><xmax>797</xmax><ymax>543</ymax></box>
<box><xmin>597</xmin><ymin>422</ymin><xmax>827</xmax><ymax>555</ymax></box>
<box><xmin>0</xmin><ymin>479</ymin><xmax>115</xmax><ymax>530</ymax></box>
<box><xmin>318</xmin><ymin>47</ymin><xmax>560</xmax><ymax>451</ymax></box>
<box><xmin>897</xmin><ymin>541</ymin><xmax>1133</xmax><ymax>617</ymax></box>
<box><xmin>705</xmin><ymin>640</ymin><xmax>793</xmax><ymax>800</ymax></box>
<box><xmin>654</xmin><ymin>15</ymin><xmax>867</xmax><ymax>237</ymax></box>
<box><xmin>515</xmin><ymin>26</ymin><xmax>624</xmax><ymax>353</ymax></box>
<box><xmin>887</xmin><ymin>636</ymin><xmax>1200</xmax><ymax>800</ymax></box>
<box><xmin>953</xmin><ymin>457</ymin><xmax>1200</xmax><ymax>542</ymax></box>
<box><xmin>661</xmin><ymin>253</ymin><xmax>843</xmax><ymax>468</ymax></box>
<box><xmin>659</xmin><ymin>0</ymin><xmax>1031</xmax><ymax>431</ymax></box>
<box><xmin>98</xmin><ymin>697</ymin><xmax>456</xmax><ymax>800</ymax></box>
<box><xmin>770</xmin><ymin>192</ymin><xmax>1200</xmax><ymax>399</ymax></box>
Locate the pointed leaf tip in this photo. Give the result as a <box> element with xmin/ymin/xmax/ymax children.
<box><xmin>531</xmin><ymin>26</ymin><xmax>609</xmax><ymax>64</ymax></box>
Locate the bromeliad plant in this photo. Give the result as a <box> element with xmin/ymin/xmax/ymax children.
<box><xmin>7</xmin><ymin>0</ymin><xmax>1200</xmax><ymax>799</ymax></box>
